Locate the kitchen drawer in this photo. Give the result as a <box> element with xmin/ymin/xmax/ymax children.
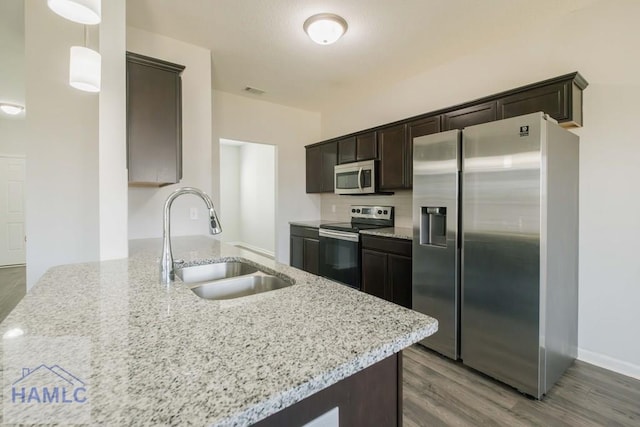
<box><xmin>361</xmin><ymin>235</ymin><xmax>412</xmax><ymax>257</ymax></box>
<box><xmin>290</xmin><ymin>225</ymin><xmax>319</xmax><ymax>239</ymax></box>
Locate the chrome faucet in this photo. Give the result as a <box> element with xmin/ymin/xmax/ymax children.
<box><xmin>160</xmin><ymin>187</ymin><xmax>222</xmax><ymax>284</ymax></box>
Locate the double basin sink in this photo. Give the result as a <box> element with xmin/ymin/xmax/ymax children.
<box><xmin>175</xmin><ymin>261</ymin><xmax>294</xmax><ymax>300</ymax></box>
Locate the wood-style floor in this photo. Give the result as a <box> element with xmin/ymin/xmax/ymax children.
<box><xmin>0</xmin><ymin>266</ymin><xmax>26</xmax><ymax>323</ymax></box>
<box><xmin>403</xmin><ymin>345</ymin><xmax>640</xmax><ymax>427</ymax></box>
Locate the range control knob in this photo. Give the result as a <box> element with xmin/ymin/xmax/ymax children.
<box><xmin>351</xmin><ymin>208</ymin><xmax>356</xmax><ymax>213</ymax></box>
<box><xmin>383</xmin><ymin>210</ymin><xmax>388</xmax><ymax>215</ymax></box>
<box><xmin>377</xmin><ymin>210</ymin><xmax>382</xmax><ymax>214</ymax></box>
<box><xmin>356</xmin><ymin>209</ymin><xmax>361</xmax><ymax>213</ymax></box>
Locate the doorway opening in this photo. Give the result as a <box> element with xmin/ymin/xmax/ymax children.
<box><xmin>0</xmin><ymin>155</ymin><xmax>27</xmax><ymax>320</ymax></box>
<box><xmin>219</xmin><ymin>139</ymin><xmax>276</xmax><ymax>258</ymax></box>
<box><xmin>0</xmin><ymin>155</ymin><xmax>26</xmax><ymax>267</ymax></box>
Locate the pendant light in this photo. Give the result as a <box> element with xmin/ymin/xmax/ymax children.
<box><xmin>47</xmin><ymin>0</ymin><xmax>101</xmax><ymax>25</ymax></box>
<box><xmin>303</xmin><ymin>13</ymin><xmax>348</xmax><ymax>45</ymax></box>
<box><xmin>69</xmin><ymin>47</ymin><xmax>101</xmax><ymax>92</ymax></box>
<box><xmin>69</xmin><ymin>25</ymin><xmax>101</xmax><ymax>92</ymax></box>
<box><xmin>47</xmin><ymin>0</ymin><xmax>101</xmax><ymax>92</ymax></box>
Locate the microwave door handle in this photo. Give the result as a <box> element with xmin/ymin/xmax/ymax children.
<box><xmin>358</xmin><ymin>167</ymin><xmax>363</xmax><ymax>192</ymax></box>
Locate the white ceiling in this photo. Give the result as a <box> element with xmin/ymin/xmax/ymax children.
<box><xmin>126</xmin><ymin>0</ymin><xmax>598</xmax><ymax>112</ymax></box>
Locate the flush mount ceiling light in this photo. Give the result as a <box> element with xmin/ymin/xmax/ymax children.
<box><xmin>0</xmin><ymin>103</ymin><xmax>25</xmax><ymax>116</ymax></box>
<box><xmin>47</xmin><ymin>0</ymin><xmax>101</xmax><ymax>25</ymax></box>
<box><xmin>303</xmin><ymin>13</ymin><xmax>348</xmax><ymax>45</ymax></box>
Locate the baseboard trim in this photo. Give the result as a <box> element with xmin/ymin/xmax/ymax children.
<box><xmin>578</xmin><ymin>348</ymin><xmax>640</xmax><ymax>380</ymax></box>
<box><xmin>227</xmin><ymin>241</ymin><xmax>275</xmax><ymax>259</ymax></box>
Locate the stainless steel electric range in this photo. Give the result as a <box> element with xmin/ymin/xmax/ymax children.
<box><xmin>318</xmin><ymin>205</ymin><xmax>394</xmax><ymax>289</ymax></box>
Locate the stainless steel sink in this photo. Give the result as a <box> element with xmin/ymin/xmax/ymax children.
<box><xmin>176</xmin><ymin>261</ymin><xmax>258</xmax><ymax>284</ymax></box>
<box><xmin>190</xmin><ymin>274</ymin><xmax>294</xmax><ymax>300</ymax></box>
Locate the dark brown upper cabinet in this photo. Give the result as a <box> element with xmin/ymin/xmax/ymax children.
<box><xmin>305</xmin><ymin>72</ymin><xmax>587</xmax><ymax>193</ymax></box>
<box><xmin>126</xmin><ymin>52</ymin><xmax>185</xmax><ymax>187</ymax></box>
<box><xmin>338</xmin><ymin>137</ymin><xmax>356</xmax><ymax>164</ymax></box>
<box><xmin>337</xmin><ymin>132</ymin><xmax>377</xmax><ymax>164</ymax></box>
<box><xmin>443</xmin><ymin>101</ymin><xmax>497</xmax><ymax>131</ymax></box>
<box><xmin>306</xmin><ymin>141</ymin><xmax>337</xmax><ymax>193</ymax></box>
<box><xmin>356</xmin><ymin>132</ymin><xmax>377</xmax><ymax>161</ymax></box>
<box><xmin>378</xmin><ymin>124</ymin><xmax>407</xmax><ymax>190</ymax></box>
<box><xmin>406</xmin><ymin>115</ymin><xmax>441</xmax><ymax>187</ymax></box>
<box><xmin>497</xmin><ymin>77</ymin><xmax>586</xmax><ymax>126</ymax></box>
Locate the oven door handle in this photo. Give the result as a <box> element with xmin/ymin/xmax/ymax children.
<box><xmin>357</xmin><ymin>167</ymin><xmax>363</xmax><ymax>192</ymax></box>
<box><xmin>319</xmin><ymin>228</ymin><xmax>360</xmax><ymax>242</ymax></box>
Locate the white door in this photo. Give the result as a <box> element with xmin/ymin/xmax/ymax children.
<box><xmin>0</xmin><ymin>156</ymin><xmax>26</xmax><ymax>266</ymax></box>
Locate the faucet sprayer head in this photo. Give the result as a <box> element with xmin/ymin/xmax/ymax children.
<box><xmin>209</xmin><ymin>208</ymin><xmax>222</xmax><ymax>235</ymax></box>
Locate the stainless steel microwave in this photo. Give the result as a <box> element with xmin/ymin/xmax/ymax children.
<box><xmin>334</xmin><ymin>160</ymin><xmax>377</xmax><ymax>195</ymax></box>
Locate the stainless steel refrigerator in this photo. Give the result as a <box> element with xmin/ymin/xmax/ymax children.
<box><xmin>412</xmin><ymin>112</ymin><xmax>579</xmax><ymax>399</ymax></box>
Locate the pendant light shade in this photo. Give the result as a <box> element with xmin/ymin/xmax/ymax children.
<box><xmin>303</xmin><ymin>13</ymin><xmax>348</xmax><ymax>45</ymax></box>
<box><xmin>48</xmin><ymin>0</ymin><xmax>101</xmax><ymax>25</ymax></box>
<box><xmin>69</xmin><ymin>46</ymin><xmax>101</xmax><ymax>92</ymax></box>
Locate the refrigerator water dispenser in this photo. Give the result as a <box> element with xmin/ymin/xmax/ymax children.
<box><xmin>420</xmin><ymin>207</ymin><xmax>447</xmax><ymax>247</ymax></box>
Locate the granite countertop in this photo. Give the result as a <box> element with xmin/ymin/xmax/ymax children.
<box><xmin>359</xmin><ymin>227</ymin><xmax>413</xmax><ymax>241</ymax></box>
<box><xmin>0</xmin><ymin>236</ymin><xmax>436</xmax><ymax>426</ymax></box>
<box><xmin>288</xmin><ymin>220</ymin><xmax>333</xmax><ymax>228</ymax></box>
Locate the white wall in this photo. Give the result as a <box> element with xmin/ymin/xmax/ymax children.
<box><xmin>24</xmin><ymin>0</ymin><xmax>100</xmax><ymax>288</ymax></box>
<box><xmin>320</xmin><ymin>0</ymin><xmax>640</xmax><ymax>377</ymax></box>
<box><xmin>219</xmin><ymin>140</ymin><xmax>276</xmax><ymax>255</ymax></box>
<box><xmin>0</xmin><ymin>0</ymin><xmax>26</xmax><ymax>156</ymax></box>
<box><xmin>99</xmin><ymin>0</ymin><xmax>128</xmax><ymax>260</ymax></box>
<box><xmin>239</xmin><ymin>142</ymin><xmax>275</xmax><ymax>254</ymax></box>
<box><xmin>0</xmin><ymin>0</ymin><xmax>25</xmax><ymax>109</ymax></box>
<box><xmin>0</xmin><ymin>119</ymin><xmax>25</xmax><ymax>157</ymax></box>
<box><xmin>213</xmin><ymin>91</ymin><xmax>321</xmax><ymax>263</ymax></box>
<box><xmin>219</xmin><ymin>143</ymin><xmax>241</xmax><ymax>242</ymax></box>
<box><xmin>127</xmin><ymin>28</ymin><xmax>213</xmax><ymax>240</ymax></box>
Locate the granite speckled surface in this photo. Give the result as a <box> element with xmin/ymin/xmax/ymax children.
<box><xmin>288</xmin><ymin>220</ymin><xmax>332</xmax><ymax>228</ymax></box>
<box><xmin>360</xmin><ymin>227</ymin><xmax>413</xmax><ymax>241</ymax></box>
<box><xmin>0</xmin><ymin>236</ymin><xmax>436</xmax><ymax>426</ymax></box>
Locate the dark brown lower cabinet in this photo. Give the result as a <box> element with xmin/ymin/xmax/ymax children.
<box><xmin>362</xmin><ymin>249</ymin><xmax>388</xmax><ymax>299</ymax></box>
<box><xmin>303</xmin><ymin>237</ymin><xmax>319</xmax><ymax>276</ymax></box>
<box><xmin>254</xmin><ymin>352</ymin><xmax>402</xmax><ymax>427</ymax></box>
<box><xmin>290</xmin><ymin>225</ymin><xmax>319</xmax><ymax>275</ymax></box>
<box><xmin>388</xmin><ymin>253</ymin><xmax>412</xmax><ymax>309</ymax></box>
<box><xmin>361</xmin><ymin>235</ymin><xmax>412</xmax><ymax>308</ymax></box>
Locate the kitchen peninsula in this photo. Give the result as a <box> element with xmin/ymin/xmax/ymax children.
<box><xmin>0</xmin><ymin>236</ymin><xmax>437</xmax><ymax>426</ymax></box>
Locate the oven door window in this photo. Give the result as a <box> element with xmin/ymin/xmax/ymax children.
<box><xmin>319</xmin><ymin>236</ymin><xmax>360</xmax><ymax>289</ymax></box>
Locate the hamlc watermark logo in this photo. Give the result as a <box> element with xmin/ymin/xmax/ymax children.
<box><xmin>11</xmin><ymin>364</ymin><xmax>87</xmax><ymax>404</ymax></box>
